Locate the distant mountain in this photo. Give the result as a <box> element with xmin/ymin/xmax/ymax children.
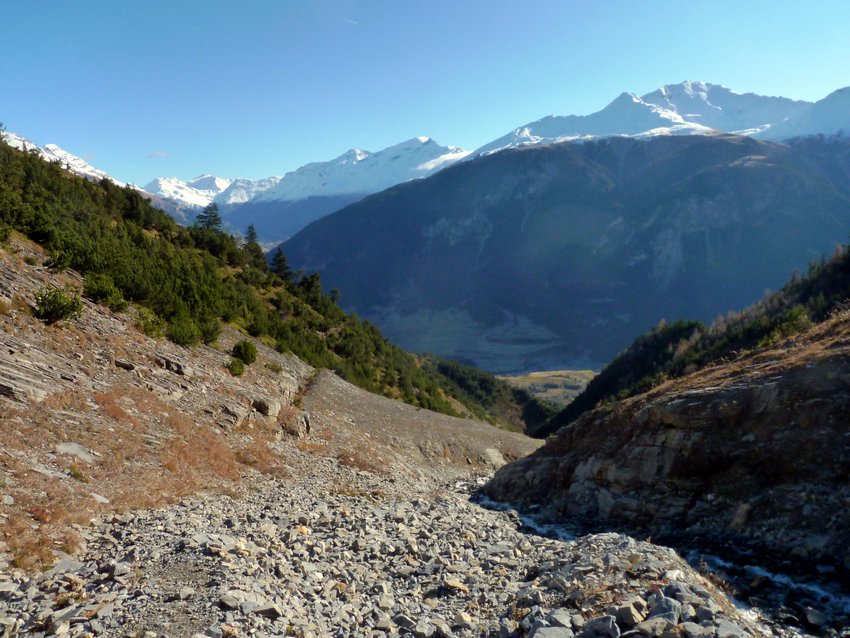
<box><xmin>144</xmin><ymin>174</ymin><xmax>233</xmax><ymax>208</ymax></box>
<box><xmin>758</xmin><ymin>86</ymin><xmax>850</xmax><ymax>140</ymax></box>
<box><xmin>473</xmin><ymin>91</ymin><xmax>713</xmax><ymax>156</ymax></box>
<box><xmin>284</xmin><ymin>133</ymin><xmax>850</xmax><ymax>373</ymax></box>
<box><xmin>148</xmin><ymin>137</ymin><xmax>469</xmax><ymax>242</ymax></box>
<box><xmin>473</xmin><ymin>81</ymin><xmax>813</xmax><ymax>156</ymax></box>
<box><xmin>0</xmin><ymin>131</ymin><xmax>128</xmax><ymax>187</ymax></box>
<box><xmin>641</xmin><ymin>81</ymin><xmax>810</xmax><ymax>133</ymax></box>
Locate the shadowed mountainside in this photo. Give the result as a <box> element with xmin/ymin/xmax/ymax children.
<box><xmin>285</xmin><ymin>133</ymin><xmax>850</xmax><ymax>372</ymax></box>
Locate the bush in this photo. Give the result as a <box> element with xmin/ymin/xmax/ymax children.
<box><xmin>136</xmin><ymin>307</ymin><xmax>165</xmax><ymax>339</ymax></box>
<box><xmin>166</xmin><ymin>314</ymin><xmax>201</xmax><ymax>347</ymax></box>
<box><xmin>83</xmin><ymin>273</ymin><xmax>128</xmax><ymax>312</ymax></box>
<box><xmin>226</xmin><ymin>358</ymin><xmax>245</xmax><ymax>376</ymax></box>
<box><xmin>0</xmin><ymin>226</ymin><xmax>10</xmax><ymax>246</ymax></box>
<box><xmin>198</xmin><ymin>317</ymin><xmax>221</xmax><ymax>344</ymax></box>
<box><xmin>33</xmin><ymin>286</ymin><xmax>83</xmax><ymax>325</ymax></box>
<box><xmin>231</xmin><ymin>339</ymin><xmax>257</xmax><ymax>365</ymax></box>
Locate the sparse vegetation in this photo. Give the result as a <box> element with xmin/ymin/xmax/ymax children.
<box><xmin>83</xmin><ymin>272</ymin><xmax>128</xmax><ymax>312</ymax></box>
<box><xmin>226</xmin><ymin>358</ymin><xmax>245</xmax><ymax>376</ymax></box>
<box><xmin>33</xmin><ymin>285</ymin><xmax>83</xmax><ymax>325</ymax></box>
<box><xmin>232</xmin><ymin>339</ymin><xmax>258</xmax><ymax>365</ymax></box>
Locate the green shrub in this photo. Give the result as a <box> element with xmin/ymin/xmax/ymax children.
<box><xmin>166</xmin><ymin>314</ymin><xmax>201</xmax><ymax>347</ymax></box>
<box><xmin>265</xmin><ymin>361</ymin><xmax>283</xmax><ymax>373</ymax></box>
<box><xmin>135</xmin><ymin>307</ymin><xmax>165</xmax><ymax>339</ymax></box>
<box><xmin>231</xmin><ymin>339</ymin><xmax>257</xmax><ymax>365</ymax></box>
<box><xmin>0</xmin><ymin>226</ymin><xmax>10</xmax><ymax>246</ymax></box>
<box><xmin>33</xmin><ymin>286</ymin><xmax>83</xmax><ymax>325</ymax></box>
<box><xmin>198</xmin><ymin>317</ymin><xmax>221</xmax><ymax>344</ymax></box>
<box><xmin>226</xmin><ymin>358</ymin><xmax>245</xmax><ymax>376</ymax></box>
<box><xmin>83</xmin><ymin>273</ymin><xmax>128</xmax><ymax>312</ymax></box>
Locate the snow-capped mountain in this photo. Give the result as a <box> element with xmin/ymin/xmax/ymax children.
<box><xmin>1</xmin><ymin>131</ymin><xmax>128</xmax><ymax>187</ymax></box>
<box><xmin>143</xmin><ymin>174</ymin><xmax>233</xmax><ymax>209</ymax></box>
<box><xmin>474</xmin><ymin>92</ymin><xmax>713</xmax><ymax>156</ymax></box>
<box><xmin>254</xmin><ymin>137</ymin><xmax>469</xmax><ymax>203</ymax></box>
<box><xmin>473</xmin><ymin>81</ymin><xmax>815</xmax><ymax>156</ymax></box>
<box><xmin>640</xmin><ymin>81</ymin><xmax>810</xmax><ymax>134</ymax></box>
<box><xmin>758</xmin><ymin>86</ymin><xmax>850</xmax><ymax>140</ymax></box>
<box><xmin>147</xmin><ymin>136</ymin><xmax>468</xmax><ymax>213</ymax></box>
<box><xmin>218</xmin><ymin>176</ymin><xmax>284</xmax><ymax>205</ymax></box>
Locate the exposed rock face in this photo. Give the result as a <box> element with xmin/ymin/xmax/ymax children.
<box><xmin>484</xmin><ymin>314</ymin><xmax>850</xmax><ymax>580</ymax></box>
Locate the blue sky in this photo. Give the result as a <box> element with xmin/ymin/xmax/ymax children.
<box><xmin>3</xmin><ymin>0</ymin><xmax>849</xmax><ymax>186</ymax></box>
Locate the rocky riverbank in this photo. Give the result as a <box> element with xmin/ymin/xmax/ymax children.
<box><xmin>0</xmin><ymin>448</ymin><xmax>771</xmax><ymax>638</ymax></box>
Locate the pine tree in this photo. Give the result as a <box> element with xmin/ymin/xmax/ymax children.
<box><xmin>242</xmin><ymin>223</ymin><xmax>267</xmax><ymax>270</ymax></box>
<box><xmin>271</xmin><ymin>247</ymin><xmax>293</xmax><ymax>282</ymax></box>
<box><xmin>195</xmin><ymin>202</ymin><xmax>222</xmax><ymax>230</ymax></box>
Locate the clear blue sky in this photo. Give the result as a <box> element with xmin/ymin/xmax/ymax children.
<box><xmin>2</xmin><ymin>0</ymin><xmax>849</xmax><ymax>186</ymax></box>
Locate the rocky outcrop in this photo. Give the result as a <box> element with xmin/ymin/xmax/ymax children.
<box><xmin>484</xmin><ymin>314</ymin><xmax>850</xmax><ymax>583</ymax></box>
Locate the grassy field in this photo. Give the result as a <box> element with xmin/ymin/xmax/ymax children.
<box><xmin>498</xmin><ymin>369</ymin><xmax>596</xmax><ymax>407</ymax></box>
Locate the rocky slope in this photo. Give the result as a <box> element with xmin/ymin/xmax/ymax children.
<box><xmin>0</xmin><ymin>237</ymin><xmax>785</xmax><ymax>637</ymax></box>
<box><xmin>483</xmin><ymin>311</ymin><xmax>850</xmax><ymax>628</ymax></box>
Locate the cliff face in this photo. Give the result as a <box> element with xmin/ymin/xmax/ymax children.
<box><xmin>483</xmin><ymin>313</ymin><xmax>850</xmax><ymax>578</ymax></box>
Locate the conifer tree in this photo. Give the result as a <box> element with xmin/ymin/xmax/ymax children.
<box><xmin>271</xmin><ymin>246</ymin><xmax>293</xmax><ymax>282</ymax></box>
<box><xmin>195</xmin><ymin>202</ymin><xmax>222</xmax><ymax>229</ymax></box>
<box><xmin>242</xmin><ymin>223</ymin><xmax>267</xmax><ymax>270</ymax></box>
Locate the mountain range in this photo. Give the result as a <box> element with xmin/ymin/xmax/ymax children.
<box><xmin>5</xmin><ymin>81</ymin><xmax>850</xmax><ymax>244</ymax></box>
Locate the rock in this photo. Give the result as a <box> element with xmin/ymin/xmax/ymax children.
<box><xmin>452</xmin><ymin>611</ymin><xmax>474</xmax><ymax>629</ymax></box>
<box><xmin>584</xmin><ymin>615</ymin><xmax>619</xmax><ymax>638</ymax></box>
<box><xmin>681</xmin><ymin>622</ymin><xmax>714</xmax><ymax>638</ymax></box>
<box><xmin>647</xmin><ymin>597</ymin><xmax>681</xmax><ymax>624</ymax></box>
<box><xmin>252</xmin><ymin>397</ymin><xmax>281</xmax><ymax>418</ymax></box>
<box><xmin>805</xmin><ymin>607</ymin><xmax>831</xmax><ymax>627</ymax></box>
<box><xmin>548</xmin><ymin>609</ymin><xmax>574</xmax><ymax>629</ymax></box>
<box><xmin>716</xmin><ymin>619</ymin><xmax>747</xmax><ymax>638</ymax></box>
<box><xmin>615</xmin><ymin>599</ymin><xmax>647</xmax><ymax>627</ymax></box>
<box><xmin>635</xmin><ymin>617</ymin><xmax>673</xmax><ymax>637</ymax></box>
<box><xmin>253</xmin><ymin>603</ymin><xmax>282</xmax><ymax>619</ymax></box>
<box><xmin>114</xmin><ymin>359</ymin><xmax>135</xmax><ymax>371</ymax></box>
<box><xmin>444</xmin><ymin>578</ymin><xmax>469</xmax><ymax>593</ymax></box>
<box><xmin>414</xmin><ymin>620</ymin><xmax>437</xmax><ymax>638</ymax></box>
<box><xmin>56</xmin><ymin>442</ymin><xmax>97</xmax><ymax>464</ymax></box>
<box><xmin>530</xmin><ymin>627</ymin><xmax>575</xmax><ymax>638</ymax></box>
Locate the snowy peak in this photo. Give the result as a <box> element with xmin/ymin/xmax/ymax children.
<box><xmin>143</xmin><ymin>174</ymin><xmax>232</xmax><ymax>209</ymax></box>
<box><xmin>1</xmin><ymin>131</ymin><xmax>127</xmax><ymax>187</ymax></box>
<box><xmin>473</xmin><ymin>91</ymin><xmax>708</xmax><ymax>156</ymax></box>
<box><xmin>148</xmin><ymin>137</ymin><xmax>469</xmax><ymax>211</ymax></box>
<box><xmin>758</xmin><ymin>86</ymin><xmax>850</xmax><ymax>140</ymax></box>
<box><xmin>254</xmin><ymin>137</ymin><xmax>470</xmax><ymax>203</ymax></box>
<box><xmin>473</xmin><ymin>81</ymin><xmax>818</xmax><ymax>157</ymax></box>
<box><xmin>641</xmin><ymin>81</ymin><xmax>811</xmax><ymax>133</ymax></box>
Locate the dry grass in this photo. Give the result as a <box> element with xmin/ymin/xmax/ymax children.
<box><xmin>296</xmin><ymin>439</ymin><xmax>329</xmax><ymax>454</ymax></box>
<box><xmin>234</xmin><ymin>434</ymin><xmax>289</xmax><ymax>478</ymax></box>
<box><xmin>163</xmin><ymin>414</ymin><xmax>239</xmax><ymax>482</ymax></box>
<box><xmin>336</xmin><ymin>448</ymin><xmax>385</xmax><ymax>475</ymax></box>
